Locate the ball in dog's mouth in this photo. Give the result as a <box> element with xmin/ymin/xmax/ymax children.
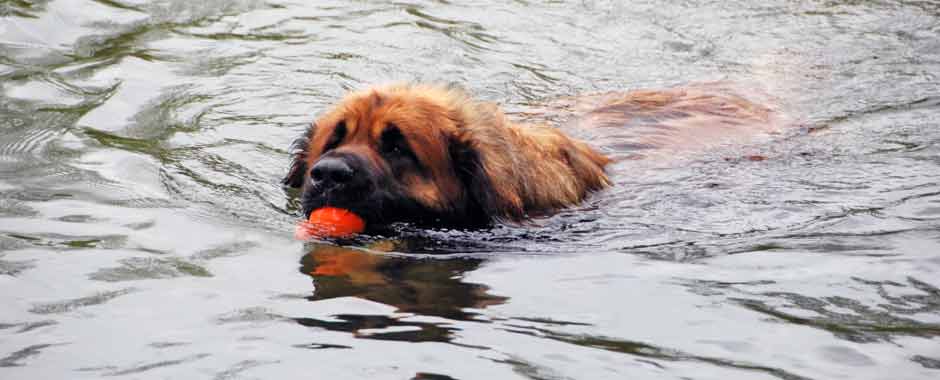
<box><xmin>294</xmin><ymin>207</ymin><xmax>366</xmax><ymax>239</ymax></box>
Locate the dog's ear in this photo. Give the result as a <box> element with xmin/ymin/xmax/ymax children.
<box><xmin>282</xmin><ymin>122</ymin><xmax>317</xmax><ymax>188</ymax></box>
<box><xmin>450</xmin><ymin>120</ymin><xmax>527</xmax><ymax>224</ymax></box>
<box><xmin>450</xmin><ymin>102</ymin><xmax>612</xmax><ymax>224</ymax></box>
<box><xmin>450</xmin><ymin>137</ymin><xmax>525</xmax><ymax>223</ymax></box>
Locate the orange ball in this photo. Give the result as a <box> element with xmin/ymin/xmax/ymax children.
<box><xmin>294</xmin><ymin>207</ymin><xmax>366</xmax><ymax>239</ymax></box>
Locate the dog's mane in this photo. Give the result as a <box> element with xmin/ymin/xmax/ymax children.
<box><xmin>285</xmin><ymin>83</ymin><xmax>612</xmax><ymax>224</ymax></box>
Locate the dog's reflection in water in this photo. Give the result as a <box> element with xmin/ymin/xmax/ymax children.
<box><xmin>299</xmin><ymin>243</ymin><xmax>506</xmax><ymax>321</ymax></box>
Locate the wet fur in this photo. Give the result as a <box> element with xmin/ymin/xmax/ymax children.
<box><xmin>284</xmin><ymin>83</ymin><xmax>781</xmax><ymax>227</ymax></box>
<box><xmin>283</xmin><ymin>83</ymin><xmax>611</xmax><ymax>226</ymax></box>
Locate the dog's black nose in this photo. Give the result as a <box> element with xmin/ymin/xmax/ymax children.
<box><xmin>311</xmin><ymin>157</ymin><xmax>355</xmax><ymax>185</ymax></box>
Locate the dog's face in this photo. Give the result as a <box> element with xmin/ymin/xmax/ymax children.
<box><xmin>287</xmin><ymin>85</ymin><xmax>480</xmax><ymax>228</ymax></box>
<box><xmin>283</xmin><ymin>84</ymin><xmax>611</xmax><ymax>230</ymax></box>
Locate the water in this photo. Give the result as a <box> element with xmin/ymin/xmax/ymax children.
<box><xmin>2</xmin><ymin>0</ymin><xmax>939</xmax><ymax>379</ymax></box>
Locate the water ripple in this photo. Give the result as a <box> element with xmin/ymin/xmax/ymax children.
<box><xmin>2</xmin><ymin>0</ymin><xmax>940</xmax><ymax>378</ymax></box>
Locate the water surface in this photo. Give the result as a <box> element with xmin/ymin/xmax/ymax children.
<box><xmin>2</xmin><ymin>1</ymin><xmax>940</xmax><ymax>379</ymax></box>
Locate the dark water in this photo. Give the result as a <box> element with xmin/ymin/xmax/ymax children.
<box><xmin>2</xmin><ymin>1</ymin><xmax>940</xmax><ymax>379</ymax></box>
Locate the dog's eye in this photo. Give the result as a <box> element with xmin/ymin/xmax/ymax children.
<box><xmin>324</xmin><ymin>121</ymin><xmax>346</xmax><ymax>152</ymax></box>
<box><xmin>381</xmin><ymin>124</ymin><xmax>416</xmax><ymax>160</ymax></box>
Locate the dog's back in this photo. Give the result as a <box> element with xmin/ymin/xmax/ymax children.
<box><xmin>551</xmin><ymin>83</ymin><xmax>787</xmax><ymax>160</ymax></box>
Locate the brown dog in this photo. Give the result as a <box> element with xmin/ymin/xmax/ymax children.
<box><xmin>282</xmin><ymin>83</ymin><xmax>777</xmax><ymax>229</ymax></box>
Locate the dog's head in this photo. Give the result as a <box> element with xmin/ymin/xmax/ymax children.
<box><xmin>283</xmin><ymin>84</ymin><xmax>610</xmax><ymax>230</ymax></box>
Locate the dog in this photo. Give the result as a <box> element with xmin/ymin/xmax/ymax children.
<box><xmin>282</xmin><ymin>83</ymin><xmax>778</xmax><ymax>229</ymax></box>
